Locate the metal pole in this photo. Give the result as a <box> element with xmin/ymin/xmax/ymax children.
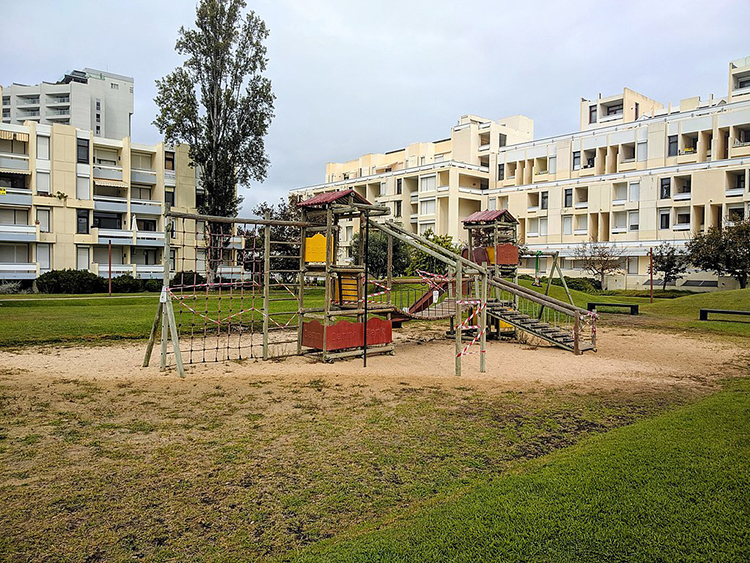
<box><xmin>455</xmin><ymin>261</ymin><xmax>462</xmax><ymax>377</ymax></box>
<box><xmin>363</xmin><ymin>214</ymin><xmax>369</xmax><ymax>368</ymax></box>
<box><xmin>108</xmin><ymin>240</ymin><xmax>112</xmax><ymax>297</ymax></box>
<box><xmin>649</xmin><ymin>247</ymin><xmax>654</xmax><ymax>303</ymax></box>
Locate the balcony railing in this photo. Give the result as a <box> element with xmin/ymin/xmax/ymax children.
<box><xmin>0</xmin><ymin>262</ymin><xmax>37</xmax><ymax>279</ymax></box>
<box><xmin>726</xmin><ymin>187</ymin><xmax>744</xmax><ymax>197</ymax></box>
<box><xmin>0</xmin><ymin>224</ymin><xmax>36</xmax><ymax>242</ymax></box>
<box><xmin>93</xmin><ymin>164</ymin><xmax>123</xmax><ymax>181</ymax></box>
<box><xmin>0</xmin><ymin>152</ymin><xmax>29</xmax><ymax>171</ymax></box>
<box><xmin>734</xmin><ymin>139</ymin><xmax>750</xmax><ymax>148</ymax></box>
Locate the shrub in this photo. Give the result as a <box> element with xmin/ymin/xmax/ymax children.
<box><xmin>551</xmin><ymin>276</ymin><xmax>601</xmax><ymax>292</ymax></box>
<box><xmin>37</xmin><ymin>269</ymin><xmax>106</xmax><ymax>294</ymax></box>
<box><xmin>0</xmin><ymin>281</ymin><xmax>23</xmax><ymax>294</ymax></box>
<box><xmin>171</xmin><ymin>270</ymin><xmax>206</xmax><ymax>289</ymax></box>
<box><xmin>110</xmin><ymin>274</ymin><xmax>143</xmax><ymax>293</ymax></box>
<box><xmin>143</xmin><ymin>279</ymin><xmax>163</xmax><ymax>292</ymax></box>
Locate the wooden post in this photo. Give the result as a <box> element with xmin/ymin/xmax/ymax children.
<box><xmin>108</xmin><ymin>240</ymin><xmax>112</xmax><ymax>297</ymax></box>
<box><xmin>649</xmin><ymin>247</ymin><xmax>654</xmax><ymax>303</ymax></box>
<box><xmin>480</xmin><ymin>272</ymin><xmax>487</xmax><ymax>373</ymax></box>
<box><xmin>142</xmin><ymin>301</ymin><xmax>162</xmax><ymax>367</ymax></box>
<box><xmin>297</xmin><ymin>214</ymin><xmax>307</xmax><ymax>355</ymax></box>
<box><xmin>322</xmin><ymin>207</ymin><xmax>333</xmax><ymax>362</ymax></box>
<box><xmin>160</xmin><ymin>216</ymin><xmax>172</xmax><ymax>371</ymax></box>
<box><xmin>386</xmin><ymin>233</ymin><xmax>393</xmax><ymax>308</ymax></box>
<box><xmin>455</xmin><ymin>261</ymin><xmax>462</xmax><ymax>376</ymax></box>
<box><xmin>262</xmin><ymin>211</ymin><xmax>271</xmax><ymax>360</ymax></box>
<box><xmin>165</xmin><ymin>298</ymin><xmax>185</xmax><ymax>378</ymax></box>
<box><xmin>363</xmin><ymin>214</ymin><xmax>370</xmax><ymax>367</ymax></box>
<box><xmin>573</xmin><ymin>310</ymin><xmax>581</xmax><ymax>355</ymax></box>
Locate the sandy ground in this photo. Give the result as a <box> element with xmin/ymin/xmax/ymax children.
<box><xmin>0</xmin><ymin>324</ymin><xmax>744</xmax><ymax>395</ymax></box>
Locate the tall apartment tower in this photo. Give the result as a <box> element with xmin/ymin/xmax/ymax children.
<box><xmin>1</xmin><ymin>68</ymin><xmax>134</xmax><ymax>140</ymax></box>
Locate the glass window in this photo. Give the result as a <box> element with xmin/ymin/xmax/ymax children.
<box><xmin>659</xmin><ymin>210</ymin><xmax>670</xmax><ymax>230</ymax></box>
<box><xmin>498</xmin><ymin>134</ymin><xmax>507</xmax><ymax>147</ymax></box>
<box><xmin>165</xmin><ymin>151</ymin><xmax>175</xmax><ymax>171</ymax></box>
<box><xmin>488</xmin><ymin>198</ymin><xmax>497</xmax><ymax>211</ymax></box>
<box><xmin>589</xmin><ymin>105</ymin><xmax>597</xmax><ymax>124</ymax></box>
<box><xmin>420</xmin><ymin>175</ymin><xmax>436</xmax><ymax>192</ymax></box>
<box><xmin>0</xmin><ymin>208</ymin><xmax>27</xmax><ymax>225</ymax></box>
<box><xmin>76</xmin><ymin>176</ymin><xmax>90</xmax><ymax>200</ymax></box>
<box><xmin>419</xmin><ymin>222</ymin><xmax>435</xmax><ymax>235</ymax></box>
<box><xmin>394</xmin><ymin>201</ymin><xmax>402</xmax><ymax>217</ymax></box>
<box><xmin>629</xmin><ymin>182</ymin><xmax>640</xmax><ymax>202</ymax></box>
<box><xmin>77</xmin><ymin>210</ymin><xmax>89</xmax><ymax>234</ymax></box>
<box><xmin>36</xmin><ymin>208</ymin><xmax>50</xmax><ymax>232</ymax></box>
<box><xmin>420</xmin><ymin>199</ymin><xmax>436</xmax><ymax>215</ymax></box>
<box><xmin>76</xmin><ymin>138</ymin><xmax>89</xmax><ymax>164</ymax></box>
<box><xmin>540</xmin><ymin>217</ymin><xmax>548</xmax><ymax>236</ymax></box>
<box><xmin>628</xmin><ymin>211</ymin><xmax>639</xmax><ymax>231</ymax></box>
<box><xmin>396</xmin><ymin>178</ymin><xmax>402</xmax><ymax>194</ymax></box>
<box><xmin>541</xmin><ymin>191</ymin><xmax>549</xmax><ymax>210</ymax></box>
<box><xmin>562</xmin><ymin>215</ymin><xmax>573</xmax><ymax>235</ymax></box>
<box><xmin>36</xmin><ymin>136</ymin><xmax>50</xmax><ymax>160</ymax></box>
<box><xmin>37</xmin><ymin>243</ymin><xmax>51</xmax><ymax>272</ymax></box>
<box><xmin>564</xmin><ymin>188</ymin><xmax>573</xmax><ymax>208</ymax></box>
<box><xmin>572</xmin><ymin>151</ymin><xmax>581</xmax><ymax>170</ymax></box>
<box><xmin>497</xmin><ymin>163</ymin><xmax>504</xmax><ymax>181</ymax></box>
<box><xmin>548</xmin><ymin>155</ymin><xmax>557</xmax><ymax>174</ymax></box>
<box><xmin>76</xmin><ymin>246</ymin><xmax>89</xmax><ymax>270</ymax></box>
<box><xmin>628</xmin><ymin>257</ymin><xmax>638</xmax><ymax>274</ymax></box>
<box><xmin>166</xmin><ymin>190</ymin><xmax>175</xmax><ymax>207</ymax></box>
<box><xmin>660</xmin><ymin>178</ymin><xmax>671</xmax><ymax>199</ymax></box>
<box><xmin>0</xmin><ymin>243</ymin><xmax>29</xmax><ymax>263</ymax></box>
<box><xmin>668</xmin><ymin>135</ymin><xmax>678</xmax><ymax>157</ymax></box>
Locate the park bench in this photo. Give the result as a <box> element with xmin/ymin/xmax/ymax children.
<box><xmin>587</xmin><ymin>302</ymin><xmax>639</xmax><ymax>315</ymax></box>
<box><xmin>699</xmin><ymin>308</ymin><xmax>750</xmax><ymax>321</ymax></box>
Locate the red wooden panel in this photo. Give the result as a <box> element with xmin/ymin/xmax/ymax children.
<box><xmin>302</xmin><ymin>318</ymin><xmax>392</xmax><ymax>351</ymax></box>
<box><xmin>495</xmin><ymin>244</ymin><xmax>519</xmax><ymax>265</ymax></box>
<box><xmin>472</xmin><ymin>246</ymin><xmax>491</xmax><ymax>265</ymax></box>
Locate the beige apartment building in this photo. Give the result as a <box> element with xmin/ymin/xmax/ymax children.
<box><xmin>0</xmin><ymin>121</ymin><xmax>200</xmax><ymax>282</ymax></box>
<box><xmin>291</xmin><ymin>56</ymin><xmax>750</xmax><ymax>290</ymax></box>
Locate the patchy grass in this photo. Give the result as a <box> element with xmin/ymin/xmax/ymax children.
<box><xmin>0</xmin><ymin>371</ymin><xmax>705</xmax><ymax>562</ymax></box>
<box><xmin>289</xmin><ymin>378</ymin><xmax>750</xmax><ymax>562</ymax></box>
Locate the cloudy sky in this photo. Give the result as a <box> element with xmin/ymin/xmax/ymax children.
<box><xmin>2</xmin><ymin>0</ymin><xmax>748</xmax><ymax>214</ymax></box>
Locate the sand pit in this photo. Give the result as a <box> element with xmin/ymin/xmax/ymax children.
<box><xmin>0</xmin><ymin>324</ymin><xmax>743</xmax><ymax>395</ymax></box>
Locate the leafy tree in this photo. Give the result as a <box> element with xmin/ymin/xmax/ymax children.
<box><xmin>649</xmin><ymin>242</ymin><xmax>689</xmax><ymax>290</ymax></box>
<box><xmin>154</xmin><ymin>0</ymin><xmax>274</xmax><ymax>218</ymax></box>
<box><xmin>687</xmin><ymin>219</ymin><xmax>750</xmax><ymax>289</ymax></box>
<box><xmin>573</xmin><ymin>242</ymin><xmax>624</xmax><ymax>288</ymax></box>
<box><xmin>408</xmin><ymin>229</ymin><xmax>460</xmax><ymax>276</ymax></box>
<box><xmin>351</xmin><ymin>230</ymin><xmax>410</xmax><ymax>279</ymax></box>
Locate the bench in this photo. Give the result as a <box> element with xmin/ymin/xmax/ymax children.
<box><xmin>699</xmin><ymin>308</ymin><xmax>750</xmax><ymax>321</ymax></box>
<box><xmin>588</xmin><ymin>302</ymin><xmax>639</xmax><ymax>315</ymax></box>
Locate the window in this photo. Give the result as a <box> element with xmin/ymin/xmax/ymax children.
<box><xmin>548</xmin><ymin>155</ymin><xmax>557</xmax><ymax>174</ymax></box>
<box><xmin>196</xmin><ymin>189</ymin><xmax>205</xmax><ymax>208</ymax></box>
<box><xmin>572</xmin><ymin>151</ymin><xmax>581</xmax><ymax>170</ymax></box>
<box><xmin>628</xmin><ymin>211</ymin><xmax>639</xmax><ymax>231</ymax></box>
<box><xmin>396</xmin><ymin>178</ymin><xmax>402</xmax><ymax>194</ymax></box>
<box><xmin>77</xmin><ymin>210</ymin><xmax>89</xmax><ymax>234</ymax></box>
<box><xmin>111</xmin><ymin>83</ymin><xmax>119</xmax><ymax>90</ymax></box>
<box><xmin>627</xmin><ymin>257</ymin><xmax>638</xmax><ymax>274</ymax></box>
<box><xmin>37</xmin><ymin>243</ymin><xmax>51</xmax><ymax>272</ymax></box>
<box><xmin>170</xmin><ymin>249</ymin><xmax>176</xmax><ymax>271</ymax></box>
<box><xmin>499</xmin><ymin>133</ymin><xmax>507</xmax><ymax>147</ymax></box>
<box><xmin>668</xmin><ymin>135</ymin><xmax>678</xmax><ymax>157</ymax></box>
<box><xmin>419</xmin><ymin>222</ymin><xmax>435</xmax><ymax>235</ymax></box>
<box><xmin>0</xmin><ymin>243</ymin><xmax>29</xmax><ymax>264</ymax></box>
<box><xmin>1</xmin><ymin>96</ymin><xmax>9</xmax><ymax>106</ymax></box>
<box><xmin>394</xmin><ymin>200</ymin><xmax>402</xmax><ymax>217</ymax></box>
<box><xmin>0</xmin><ymin>173</ymin><xmax>25</xmax><ymax>189</ymax></box>
<box><xmin>497</xmin><ymin>163</ymin><xmax>505</xmax><ymax>181</ymax></box>
<box><xmin>36</xmin><ymin>208</ymin><xmax>50</xmax><ymax>232</ymax></box>
<box><xmin>136</xmin><ymin>218</ymin><xmax>157</xmax><ymax>231</ymax></box>
<box><xmin>589</xmin><ymin>105</ymin><xmax>597</xmax><ymax>124</ymax></box>
<box><xmin>629</xmin><ymin>182</ymin><xmax>640</xmax><ymax>202</ymax></box>
<box><xmin>541</xmin><ymin>191</ymin><xmax>549</xmax><ymax>210</ymax></box>
<box><xmin>94</xmin><ymin>148</ymin><xmax>117</xmax><ymax>166</ymax></box>
<box><xmin>76</xmin><ymin>138</ymin><xmax>89</xmax><ymax>164</ymax></box>
<box><xmin>634</xmin><ymin>102</ymin><xmax>640</xmax><ymax>120</ymax></box>
<box><xmin>660</xmin><ymin>178</ymin><xmax>671</xmax><ymax>199</ymax></box>
<box><xmin>36</xmin><ymin>172</ymin><xmax>50</xmax><ymax>194</ymax></box>
<box><xmin>563</xmin><ymin>188</ymin><xmax>573</xmax><ymax>208</ymax></box>
<box><xmin>738</xmin><ymin>173</ymin><xmax>747</xmax><ymax>191</ymax></box>
<box><xmin>0</xmin><ymin>208</ymin><xmax>28</xmax><ymax>225</ymax></box>
<box><xmin>434</xmin><ymin>154</ymin><xmax>444</xmax><ymax>162</ymax></box>
<box><xmin>76</xmin><ymin>176</ymin><xmax>90</xmax><ymax>200</ymax></box>
<box><xmin>606</xmin><ymin>103</ymin><xmax>623</xmax><ymax>116</ymax></box>
<box><xmin>92</xmin><ymin>212</ymin><xmax>121</xmax><ymax>230</ymax></box>
<box><xmin>539</xmin><ymin>217</ymin><xmax>548</xmax><ymax>236</ymax></box>
<box><xmin>379</xmin><ymin>182</ymin><xmax>386</xmax><ymax>197</ymax></box>
<box><xmin>562</xmin><ymin>215</ymin><xmax>573</xmax><ymax>235</ymax></box>
<box><xmin>36</xmin><ymin>135</ymin><xmax>49</xmax><ymax>160</ymax></box>
<box><xmin>728</xmin><ymin>206</ymin><xmax>745</xmax><ymax>222</ymax></box>
<box><xmin>165</xmin><ymin>190</ymin><xmax>175</xmax><ymax>207</ymax></box>
<box><xmin>95</xmin><ymin>126</ymin><xmax>100</xmax><ymax>135</ymax></box>
<box><xmin>676</xmin><ymin>210</ymin><xmax>690</xmax><ymax>226</ymax></box>
<box><xmin>488</xmin><ymin>198</ymin><xmax>497</xmax><ymax>211</ymax></box>
<box><xmin>637</xmin><ymin>141</ymin><xmax>648</xmax><ymax>161</ymax></box>
<box><xmin>420</xmin><ymin>175</ymin><xmax>436</xmax><ymax>192</ymax></box>
<box><xmin>95</xmin><ymin>100</ymin><xmax>101</xmax><ymax>111</ymax></box>
<box><xmin>165</xmin><ymin>151</ymin><xmax>175</xmax><ymax>171</ymax></box>
<box><xmin>130</xmin><ymin>185</ymin><xmax>151</xmax><ymax>201</ymax></box>
<box><xmin>659</xmin><ymin>209</ymin><xmax>670</xmax><ymax>230</ymax></box>
<box><xmin>95</xmin><ymin>114</ymin><xmax>101</xmax><ymax>123</ymax></box>
<box><xmin>76</xmin><ymin>246</ymin><xmax>89</xmax><ymax>270</ymax></box>
<box><xmin>527</xmin><ymin>218</ymin><xmax>539</xmax><ymax>235</ymax></box>
<box><xmin>420</xmin><ymin>198</ymin><xmax>436</xmax><ymax>215</ymax></box>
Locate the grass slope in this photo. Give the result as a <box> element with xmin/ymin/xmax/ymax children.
<box><xmin>289</xmin><ymin>379</ymin><xmax>750</xmax><ymax>562</ymax></box>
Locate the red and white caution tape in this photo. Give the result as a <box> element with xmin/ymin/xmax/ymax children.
<box><xmin>455</xmin><ymin>299</ymin><xmax>487</xmax><ymax>357</ymax></box>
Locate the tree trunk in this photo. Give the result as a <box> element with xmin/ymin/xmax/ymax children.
<box><xmin>662</xmin><ymin>277</ymin><xmax>668</xmax><ymax>291</ymax></box>
<box><xmin>738</xmin><ymin>275</ymin><xmax>748</xmax><ymax>289</ymax></box>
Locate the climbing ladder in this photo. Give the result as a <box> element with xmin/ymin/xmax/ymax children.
<box><xmin>369</xmin><ymin>220</ymin><xmax>596</xmax><ymax>356</ymax></box>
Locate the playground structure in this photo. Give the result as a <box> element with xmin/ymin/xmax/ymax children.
<box><xmin>144</xmin><ymin>190</ymin><xmax>597</xmax><ymax>377</ymax></box>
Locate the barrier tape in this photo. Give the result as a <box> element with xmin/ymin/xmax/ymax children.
<box><xmin>455</xmin><ymin>299</ymin><xmax>487</xmax><ymax>357</ymax></box>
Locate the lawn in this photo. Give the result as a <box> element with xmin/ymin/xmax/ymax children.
<box><xmin>288</xmin><ymin>378</ymin><xmax>750</xmax><ymax>562</ymax></box>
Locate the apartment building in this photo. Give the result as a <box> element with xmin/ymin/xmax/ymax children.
<box><xmin>1</xmin><ymin>68</ymin><xmax>134</xmax><ymax>140</ymax></box>
<box><xmin>291</xmin><ymin>56</ymin><xmax>750</xmax><ymax>290</ymax></box>
<box><xmin>0</xmin><ymin>121</ymin><xmax>199</xmax><ymax>282</ymax></box>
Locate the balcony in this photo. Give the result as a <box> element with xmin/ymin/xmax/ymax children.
<box><xmin>135</xmin><ymin>264</ymin><xmax>163</xmax><ymax>279</ymax></box>
<box><xmin>130</xmin><ymin>198</ymin><xmax>162</xmax><ymax>215</ymax></box>
<box><xmin>94</xmin><ymin>263</ymin><xmax>134</xmax><ymax>277</ymax></box>
<box><xmin>96</xmin><ymin>228</ymin><xmax>134</xmax><ymax>246</ymax></box>
<box><xmin>673</xmin><ymin>222</ymin><xmax>691</xmax><ymax>231</ymax></box>
<box><xmin>726</xmin><ymin>187</ymin><xmax>744</xmax><ymax>197</ymax></box>
<box><xmin>46</xmin><ymin>108</ymin><xmax>70</xmax><ymax>120</ymax></box>
<box><xmin>93</xmin><ymin>194</ymin><xmax>128</xmax><ymax>213</ymax></box>
<box><xmin>131</xmin><ymin>169</ymin><xmax>157</xmax><ymax>185</ymax></box>
<box><xmin>574</xmin><ymin>228</ymin><xmax>588</xmax><ymax>236</ymax></box>
<box><xmin>216</xmin><ymin>265</ymin><xmax>244</xmax><ymax>279</ymax></box>
<box><xmin>575</xmin><ymin>201</ymin><xmax>589</xmax><ymax>209</ymax></box>
<box><xmin>16</xmin><ymin>99</ymin><xmax>39</xmax><ymax>109</ymax></box>
<box><xmin>611</xmin><ymin>227</ymin><xmax>627</xmax><ymax>234</ymax></box>
<box><xmin>0</xmin><ymin>224</ymin><xmax>36</xmax><ymax>242</ymax></box>
<box><xmin>478</xmin><ymin>143</ymin><xmax>490</xmax><ymax>151</ymax></box>
<box><xmin>0</xmin><ymin>153</ymin><xmax>30</xmax><ymax>172</ymax></box>
<box><xmin>0</xmin><ymin>187</ymin><xmax>32</xmax><ymax>207</ymax></box>
<box><xmin>0</xmin><ymin>262</ymin><xmax>37</xmax><ymax>279</ymax></box>
<box><xmin>93</xmin><ymin>164</ymin><xmax>123</xmax><ymax>182</ymax></box>
<box><xmin>135</xmin><ymin>231</ymin><xmax>165</xmax><ymax>246</ymax></box>
<box><xmin>673</xmin><ymin>191</ymin><xmax>692</xmax><ymax>201</ymax></box>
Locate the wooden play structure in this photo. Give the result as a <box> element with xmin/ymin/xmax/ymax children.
<box><xmin>145</xmin><ymin>190</ymin><xmax>597</xmax><ymax>377</ymax></box>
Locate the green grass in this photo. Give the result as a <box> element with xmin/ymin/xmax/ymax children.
<box><xmin>287</xmin><ymin>379</ymin><xmax>750</xmax><ymax>562</ymax></box>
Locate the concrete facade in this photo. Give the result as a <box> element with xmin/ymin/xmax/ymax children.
<box><xmin>291</xmin><ymin>56</ymin><xmax>750</xmax><ymax>290</ymax></box>
<box><xmin>1</xmin><ymin>68</ymin><xmax>134</xmax><ymax>140</ymax></box>
<box><xmin>0</xmin><ymin>121</ymin><xmax>199</xmax><ymax>282</ymax></box>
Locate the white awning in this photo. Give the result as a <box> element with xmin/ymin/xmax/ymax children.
<box><xmin>0</xmin><ymin>168</ymin><xmax>31</xmax><ymax>175</ymax></box>
<box><xmin>93</xmin><ymin>178</ymin><xmax>128</xmax><ymax>188</ymax></box>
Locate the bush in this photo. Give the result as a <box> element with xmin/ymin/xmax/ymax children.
<box><xmin>143</xmin><ymin>279</ymin><xmax>163</xmax><ymax>292</ymax></box>
<box><xmin>110</xmin><ymin>274</ymin><xmax>143</xmax><ymax>293</ymax></box>
<box><xmin>171</xmin><ymin>271</ymin><xmax>206</xmax><ymax>289</ymax></box>
<box><xmin>551</xmin><ymin>276</ymin><xmax>601</xmax><ymax>292</ymax></box>
<box><xmin>37</xmin><ymin>269</ymin><xmax>106</xmax><ymax>294</ymax></box>
<box><xmin>0</xmin><ymin>281</ymin><xmax>23</xmax><ymax>294</ymax></box>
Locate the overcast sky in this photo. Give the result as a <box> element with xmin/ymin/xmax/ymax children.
<box><xmin>2</xmin><ymin>0</ymin><xmax>748</xmax><ymax>214</ymax></box>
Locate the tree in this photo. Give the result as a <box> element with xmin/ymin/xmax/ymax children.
<box><xmin>573</xmin><ymin>242</ymin><xmax>624</xmax><ymax>288</ymax></box>
<box><xmin>408</xmin><ymin>229</ymin><xmax>460</xmax><ymax>276</ymax></box>
<box><xmin>649</xmin><ymin>242</ymin><xmax>689</xmax><ymax>290</ymax></box>
<box><xmin>351</xmin><ymin>230</ymin><xmax>410</xmax><ymax>279</ymax></box>
<box><xmin>154</xmin><ymin>0</ymin><xmax>274</xmax><ymax>218</ymax></box>
<box><xmin>687</xmin><ymin>219</ymin><xmax>750</xmax><ymax>289</ymax></box>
